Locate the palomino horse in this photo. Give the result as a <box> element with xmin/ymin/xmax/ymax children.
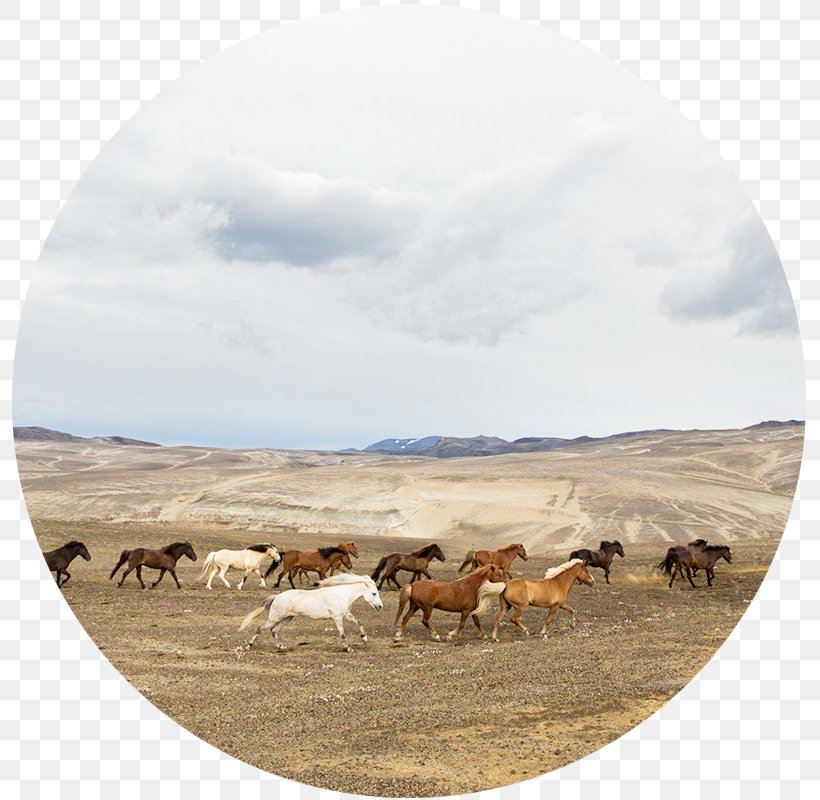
<box><xmin>370</xmin><ymin>543</ymin><xmax>446</xmax><ymax>589</ymax></box>
<box><xmin>268</xmin><ymin>546</ymin><xmax>353</xmax><ymax>589</ymax></box>
<box><xmin>457</xmin><ymin>543</ymin><xmax>528</xmax><ymax>578</ymax></box>
<box><xmin>569</xmin><ymin>540</ymin><xmax>624</xmax><ymax>584</ymax></box>
<box><xmin>43</xmin><ymin>540</ymin><xmax>91</xmax><ymax>587</ymax></box>
<box><xmin>198</xmin><ymin>544</ymin><xmax>281</xmax><ymax>590</ymax></box>
<box><xmin>492</xmin><ymin>558</ymin><xmax>595</xmax><ymax>641</ymax></box>
<box><xmin>658</xmin><ymin>541</ymin><xmax>732</xmax><ymax>588</ymax></box>
<box><xmin>393</xmin><ymin>564</ymin><xmax>507</xmax><ymax>642</ymax></box>
<box><xmin>239</xmin><ymin>573</ymin><xmax>383</xmax><ymax>653</ymax></box>
<box><xmin>109</xmin><ymin>541</ymin><xmax>197</xmax><ymax>589</ymax></box>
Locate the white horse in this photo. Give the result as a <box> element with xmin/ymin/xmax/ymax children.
<box><xmin>199</xmin><ymin>544</ymin><xmax>281</xmax><ymax>590</ymax></box>
<box><xmin>239</xmin><ymin>573</ymin><xmax>384</xmax><ymax>652</ymax></box>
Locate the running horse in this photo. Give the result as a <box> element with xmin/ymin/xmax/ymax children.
<box><xmin>295</xmin><ymin>541</ymin><xmax>359</xmax><ymax>582</ymax></box>
<box><xmin>492</xmin><ymin>558</ymin><xmax>595</xmax><ymax>641</ymax></box>
<box><xmin>393</xmin><ymin>564</ymin><xmax>507</xmax><ymax>642</ymax></box>
<box><xmin>198</xmin><ymin>544</ymin><xmax>281</xmax><ymax>590</ymax></box>
<box><xmin>457</xmin><ymin>543</ymin><xmax>528</xmax><ymax>578</ymax></box>
<box><xmin>43</xmin><ymin>540</ymin><xmax>91</xmax><ymax>587</ymax></box>
<box><xmin>239</xmin><ymin>573</ymin><xmax>383</xmax><ymax>653</ymax></box>
<box><xmin>370</xmin><ymin>543</ymin><xmax>446</xmax><ymax>590</ymax></box>
<box><xmin>109</xmin><ymin>541</ymin><xmax>197</xmax><ymax>589</ymax></box>
<box><xmin>568</xmin><ymin>540</ymin><xmax>624</xmax><ymax>584</ymax></box>
<box><xmin>658</xmin><ymin>540</ymin><xmax>732</xmax><ymax>588</ymax></box>
<box><xmin>268</xmin><ymin>546</ymin><xmax>353</xmax><ymax>589</ymax></box>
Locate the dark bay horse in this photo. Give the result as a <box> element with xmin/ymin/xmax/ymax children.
<box><xmin>370</xmin><ymin>543</ymin><xmax>446</xmax><ymax>589</ymax></box>
<box><xmin>457</xmin><ymin>543</ymin><xmax>528</xmax><ymax>578</ymax></box>
<box><xmin>568</xmin><ymin>540</ymin><xmax>624</xmax><ymax>584</ymax></box>
<box><xmin>269</xmin><ymin>546</ymin><xmax>353</xmax><ymax>589</ymax></box>
<box><xmin>492</xmin><ymin>559</ymin><xmax>595</xmax><ymax>641</ymax></box>
<box><xmin>43</xmin><ymin>540</ymin><xmax>91</xmax><ymax>587</ymax></box>
<box><xmin>658</xmin><ymin>542</ymin><xmax>732</xmax><ymax>588</ymax></box>
<box><xmin>393</xmin><ymin>564</ymin><xmax>507</xmax><ymax>642</ymax></box>
<box><xmin>109</xmin><ymin>541</ymin><xmax>197</xmax><ymax>589</ymax></box>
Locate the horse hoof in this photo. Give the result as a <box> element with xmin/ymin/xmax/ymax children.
<box><xmin>361</xmin><ymin>636</ymin><xmax>368</xmax><ymax>642</ymax></box>
<box><xmin>433</xmin><ymin>635</ymin><xmax>442</xmax><ymax>642</ymax></box>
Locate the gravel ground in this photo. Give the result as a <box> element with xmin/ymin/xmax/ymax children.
<box><xmin>36</xmin><ymin>521</ymin><xmax>777</xmax><ymax>796</ymax></box>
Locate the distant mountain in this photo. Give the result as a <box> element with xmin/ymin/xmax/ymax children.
<box><xmin>358</xmin><ymin>422</ymin><xmax>804</xmax><ymax>458</ymax></box>
<box><xmin>13</xmin><ymin>426</ymin><xmax>161</xmax><ymax>447</ymax></box>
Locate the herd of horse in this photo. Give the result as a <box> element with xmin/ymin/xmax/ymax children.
<box><xmin>41</xmin><ymin>535</ymin><xmax>733</xmax><ymax>652</ymax></box>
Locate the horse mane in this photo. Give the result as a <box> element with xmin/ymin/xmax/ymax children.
<box><xmin>162</xmin><ymin>541</ymin><xmax>190</xmax><ymax>553</ymax></box>
<box><xmin>413</xmin><ymin>543</ymin><xmax>440</xmax><ymax>558</ymax></box>
<box><xmin>688</xmin><ymin>538</ymin><xmax>708</xmax><ymax>547</ymax></box>
<box><xmin>543</xmin><ymin>558</ymin><xmax>584</xmax><ymax>579</ymax></box>
<box><xmin>319</xmin><ymin>546</ymin><xmax>347</xmax><ymax>558</ymax></box>
<box><xmin>63</xmin><ymin>540</ymin><xmax>85</xmax><ymax>548</ymax></box>
<box><xmin>318</xmin><ymin>573</ymin><xmax>374</xmax><ymax>588</ymax></box>
<box><xmin>703</xmin><ymin>544</ymin><xmax>730</xmax><ymax>553</ymax></box>
<box><xmin>501</xmin><ymin>543</ymin><xmax>523</xmax><ymax>551</ymax></box>
<box><xmin>246</xmin><ymin>543</ymin><xmax>273</xmax><ymax>553</ymax></box>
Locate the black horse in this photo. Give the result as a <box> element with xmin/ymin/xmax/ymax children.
<box><xmin>568</xmin><ymin>540</ymin><xmax>624</xmax><ymax>584</ymax></box>
<box><xmin>43</xmin><ymin>540</ymin><xmax>91</xmax><ymax>587</ymax></box>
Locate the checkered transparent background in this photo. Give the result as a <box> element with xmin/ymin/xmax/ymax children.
<box><xmin>1</xmin><ymin>1</ymin><xmax>818</xmax><ymax>798</ymax></box>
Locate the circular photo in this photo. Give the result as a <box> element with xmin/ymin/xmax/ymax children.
<box><xmin>14</xmin><ymin>7</ymin><xmax>803</xmax><ymax>797</ymax></box>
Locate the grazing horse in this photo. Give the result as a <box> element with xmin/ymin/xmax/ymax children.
<box><xmin>658</xmin><ymin>542</ymin><xmax>732</xmax><ymax>588</ymax></box>
<box><xmin>457</xmin><ymin>543</ymin><xmax>528</xmax><ymax>578</ymax></box>
<box><xmin>198</xmin><ymin>544</ymin><xmax>281</xmax><ymax>590</ymax></box>
<box><xmin>268</xmin><ymin>546</ymin><xmax>353</xmax><ymax>589</ymax></box>
<box><xmin>492</xmin><ymin>559</ymin><xmax>595</xmax><ymax>641</ymax></box>
<box><xmin>43</xmin><ymin>540</ymin><xmax>91</xmax><ymax>587</ymax></box>
<box><xmin>393</xmin><ymin>564</ymin><xmax>507</xmax><ymax>642</ymax></box>
<box><xmin>568</xmin><ymin>540</ymin><xmax>624</xmax><ymax>584</ymax></box>
<box><xmin>109</xmin><ymin>541</ymin><xmax>197</xmax><ymax>589</ymax></box>
<box><xmin>370</xmin><ymin>543</ymin><xmax>446</xmax><ymax>590</ymax></box>
<box><xmin>239</xmin><ymin>573</ymin><xmax>383</xmax><ymax>653</ymax></box>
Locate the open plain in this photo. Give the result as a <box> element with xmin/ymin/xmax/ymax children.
<box><xmin>20</xmin><ymin>425</ymin><xmax>802</xmax><ymax>795</ymax></box>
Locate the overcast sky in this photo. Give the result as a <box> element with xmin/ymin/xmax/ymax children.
<box><xmin>13</xmin><ymin>7</ymin><xmax>804</xmax><ymax>450</ymax></box>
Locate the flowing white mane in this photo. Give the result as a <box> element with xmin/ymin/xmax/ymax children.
<box><xmin>317</xmin><ymin>573</ymin><xmax>376</xmax><ymax>588</ymax></box>
<box><xmin>543</xmin><ymin>558</ymin><xmax>584</xmax><ymax>580</ymax></box>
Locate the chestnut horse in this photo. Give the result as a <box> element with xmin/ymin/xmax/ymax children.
<box><xmin>109</xmin><ymin>541</ymin><xmax>197</xmax><ymax>589</ymax></box>
<box><xmin>568</xmin><ymin>540</ymin><xmax>624</xmax><ymax>584</ymax></box>
<box><xmin>457</xmin><ymin>543</ymin><xmax>528</xmax><ymax>578</ymax></box>
<box><xmin>370</xmin><ymin>543</ymin><xmax>446</xmax><ymax>589</ymax></box>
<box><xmin>658</xmin><ymin>542</ymin><xmax>732</xmax><ymax>588</ymax></box>
<box><xmin>393</xmin><ymin>564</ymin><xmax>507</xmax><ymax>642</ymax></box>
<box><xmin>302</xmin><ymin>541</ymin><xmax>359</xmax><ymax>581</ymax></box>
<box><xmin>269</xmin><ymin>546</ymin><xmax>353</xmax><ymax>589</ymax></box>
<box><xmin>43</xmin><ymin>540</ymin><xmax>91</xmax><ymax>587</ymax></box>
<box><xmin>492</xmin><ymin>558</ymin><xmax>595</xmax><ymax>641</ymax></box>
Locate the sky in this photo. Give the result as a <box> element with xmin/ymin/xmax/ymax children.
<box><xmin>13</xmin><ymin>7</ymin><xmax>805</xmax><ymax>450</ymax></box>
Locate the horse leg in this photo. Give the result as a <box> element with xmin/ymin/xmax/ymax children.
<box><xmin>685</xmin><ymin>566</ymin><xmax>696</xmax><ymax>588</ymax></box>
<box><xmin>60</xmin><ymin>569</ymin><xmax>71</xmax><ymax>587</ymax></box>
<box><xmin>706</xmin><ymin>567</ymin><xmax>714</xmax><ymax>587</ymax></box>
<box><xmin>395</xmin><ymin>602</ymin><xmax>419</xmax><ymax>641</ymax></box>
<box><xmin>389</xmin><ymin>573</ymin><xmax>403</xmax><ymax>590</ymax></box>
<box><xmin>332</xmin><ymin>616</ymin><xmax>351</xmax><ymax>652</ymax></box>
<box><xmin>604</xmin><ymin>565</ymin><xmax>611</xmax><ymax>584</ymax></box>
<box><xmin>560</xmin><ymin>602</ymin><xmax>577</xmax><ymax>629</ymax></box>
<box><xmin>117</xmin><ymin>564</ymin><xmax>136</xmax><ymax>587</ymax></box>
<box><xmin>492</xmin><ymin>598</ymin><xmax>510</xmax><ymax>642</ymax></box>
<box><xmin>255</xmin><ymin>568</ymin><xmax>266</xmax><ymax>589</ymax></box>
<box><xmin>420</xmin><ymin>607</ymin><xmax>441</xmax><ymax>641</ymax></box>
<box><xmin>446</xmin><ymin>611</ymin><xmax>471</xmax><ymax>640</ymax></box>
<box><xmin>135</xmin><ymin>565</ymin><xmax>147</xmax><ymax>589</ymax></box>
<box><xmin>345</xmin><ymin>612</ymin><xmax>368</xmax><ymax>643</ymax></box>
<box><xmin>218</xmin><ymin>566</ymin><xmax>231</xmax><ymax>588</ymax></box>
<box><xmin>510</xmin><ymin>604</ymin><xmax>530</xmax><ymax>636</ymax></box>
<box><xmin>287</xmin><ymin>568</ymin><xmax>299</xmax><ymax>589</ymax></box>
<box><xmin>470</xmin><ymin>613</ymin><xmax>488</xmax><ymax>640</ymax></box>
<box><xmin>668</xmin><ymin>566</ymin><xmax>677</xmax><ymax>589</ymax></box>
<box><xmin>206</xmin><ymin>566</ymin><xmax>215</xmax><ymax>590</ymax></box>
<box><xmin>150</xmin><ymin>568</ymin><xmax>166</xmax><ymax>588</ymax></box>
<box><xmin>169</xmin><ymin>569</ymin><xmax>182</xmax><ymax>589</ymax></box>
<box><xmin>540</xmin><ymin>605</ymin><xmax>561</xmax><ymax>639</ymax></box>
<box><xmin>271</xmin><ymin>616</ymin><xmax>294</xmax><ymax>651</ymax></box>
<box><xmin>238</xmin><ymin>569</ymin><xmax>252</xmax><ymax>590</ymax></box>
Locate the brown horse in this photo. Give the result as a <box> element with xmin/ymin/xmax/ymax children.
<box><xmin>457</xmin><ymin>543</ymin><xmax>528</xmax><ymax>578</ymax></box>
<box><xmin>270</xmin><ymin>546</ymin><xmax>353</xmax><ymax>589</ymax></box>
<box><xmin>109</xmin><ymin>541</ymin><xmax>197</xmax><ymax>589</ymax></box>
<box><xmin>658</xmin><ymin>541</ymin><xmax>732</xmax><ymax>588</ymax></box>
<box><xmin>492</xmin><ymin>558</ymin><xmax>595</xmax><ymax>641</ymax></box>
<box><xmin>569</xmin><ymin>540</ymin><xmax>624</xmax><ymax>584</ymax></box>
<box><xmin>294</xmin><ymin>541</ymin><xmax>360</xmax><ymax>583</ymax></box>
<box><xmin>393</xmin><ymin>564</ymin><xmax>507</xmax><ymax>642</ymax></box>
<box><xmin>43</xmin><ymin>540</ymin><xmax>91</xmax><ymax>587</ymax></box>
<box><xmin>370</xmin><ymin>543</ymin><xmax>446</xmax><ymax>589</ymax></box>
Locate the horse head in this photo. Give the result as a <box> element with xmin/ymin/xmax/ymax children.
<box><xmin>486</xmin><ymin>564</ymin><xmax>507</xmax><ymax>583</ymax></box>
<box><xmin>614</xmin><ymin>540</ymin><xmax>625</xmax><ymax>558</ymax></box>
<box><xmin>576</xmin><ymin>560</ymin><xmax>596</xmax><ymax>586</ymax></box>
<box><xmin>515</xmin><ymin>544</ymin><xmax>528</xmax><ymax>561</ymax></box>
<box><xmin>721</xmin><ymin>547</ymin><xmax>732</xmax><ymax>564</ymax></box>
<box><xmin>266</xmin><ymin>546</ymin><xmax>281</xmax><ymax>563</ymax></box>
<box><xmin>182</xmin><ymin>542</ymin><xmax>197</xmax><ymax>561</ymax></box>
<box><xmin>433</xmin><ymin>544</ymin><xmax>446</xmax><ymax>562</ymax></box>
<box><xmin>362</xmin><ymin>577</ymin><xmax>383</xmax><ymax>610</ymax></box>
<box><xmin>340</xmin><ymin>541</ymin><xmax>359</xmax><ymax>558</ymax></box>
<box><xmin>79</xmin><ymin>543</ymin><xmax>92</xmax><ymax>561</ymax></box>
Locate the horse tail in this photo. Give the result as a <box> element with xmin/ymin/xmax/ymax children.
<box><xmin>393</xmin><ymin>583</ymin><xmax>414</xmax><ymax>627</ymax></box>
<box><xmin>238</xmin><ymin>595</ymin><xmax>276</xmax><ymax>632</ymax></box>
<box><xmin>657</xmin><ymin>549</ymin><xmax>675</xmax><ymax>576</ymax></box>
<box><xmin>457</xmin><ymin>550</ymin><xmax>476</xmax><ymax>573</ymax></box>
<box><xmin>198</xmin><ymin>552</ymin><xmax>216</xmax><ymax>581</ymax></box>
<box><xmin>370</xmin><ymin>556</ymin><xmax>388</xmax><ymax>581</ymax></box>
<box><xmin>474</xmin><ymin>580</ymin><xmax>506</xmax><ymax>617</ymax></box>
<box><xmin>109</xmin><ymin>550</ymin><xmax>130</xmax><ymax>580</ymax></box>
